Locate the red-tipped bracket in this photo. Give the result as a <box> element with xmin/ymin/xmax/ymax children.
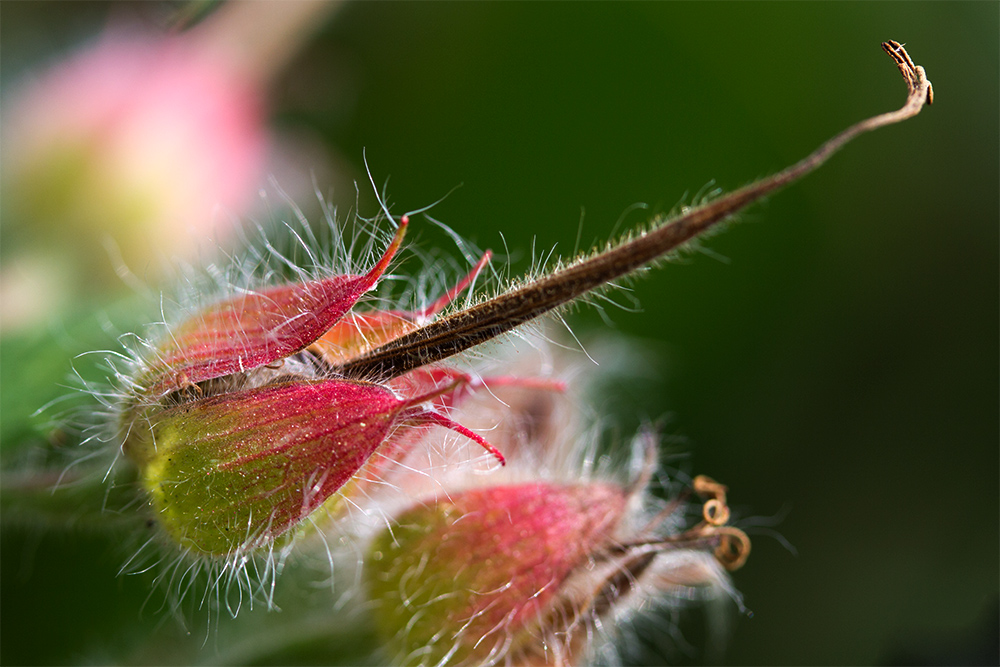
<box><xmin>362</xmin><ymin>217</ymin><xmax>409</xmax><ymax>290</ymax></box>
<box><xmin>419</xmin><ymin>250</ymin><xmax>493</xmax><ymax>319</ymax></box>
<box><xmin>409</xmin><ymin>410</ymin><xmax>506</xmax><ymax>466</ymax></box>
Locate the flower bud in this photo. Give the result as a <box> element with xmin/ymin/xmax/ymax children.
<box><xmin>2</xmin><ymin>30</ymin><xmax>267</xmax><ymax>280</ymax></box>
<box><xmin>366</xmin><ymin>482</ymin><xmax>626</xmax><ymax>666</ymax></box>
<box><xmin>126</xmin><ymin>378</ymin><xmax>501</xmax><ymax>556</ymax></box>
<box><xmin>365</xmin><ymin>476</ymin><xmax>749</xmax><ymax>667</ymax></box>
<box><xmin>118</xmin><ymin>220</ymin><xmax>507</xmax><ymax>557</ymax></box>
<box><xmin>132</xmin><ymin>220</ymin><xmax>407</xmax><ymax>401</ymax></box>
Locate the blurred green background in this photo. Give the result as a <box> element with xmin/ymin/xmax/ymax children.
<box><xmin>2</xmin><ymin>2</ymin><xmax>997</xmax><ymax>665</ymax></box>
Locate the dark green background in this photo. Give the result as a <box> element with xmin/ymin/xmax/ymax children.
<box><xmin>2</xmin><ymin>2</ymin><xmax>997</xmax><ymax>665</ymax></box>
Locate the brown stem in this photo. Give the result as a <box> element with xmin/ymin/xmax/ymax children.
<box><xmin>335</xmin><ymin>41</ymin><xmax>932</xmax><ymax>381</ymax></box>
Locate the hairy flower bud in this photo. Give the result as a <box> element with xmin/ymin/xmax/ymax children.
<box><xmin>126</xmin><ymin>378</ymin><xmax>500</xmax><ymax>556</ymax></box>
<box><xmin>132</xmin><ymin>220</ymin><xmax>409</xmax><ymax>402</ymax></box>
<box><xmin>118</xmin><ymin>219</ymin><xmax>506</xmax><ymax>557</ymax></box>
<box><xmin>365</xmin><ymin>474</ymin><xmax>749</xmax><ymax>667</ymax></box>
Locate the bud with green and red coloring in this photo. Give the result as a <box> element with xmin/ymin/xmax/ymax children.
<box><xmin>366</xmin><ymin>482</ymin><xmax>626</xmax><ymax>666</ymax></box>
<box><xmin>365</xmin><ymin>476</ymin><xmax>750</xmax><ymax>666</ymax></box>
<box><xmin>118</xmin><ymin>218</ymin><xmax>506</xmax><ymax>557</ymax></box>
<box><xmin>127</xmin><ymin>378</ymin><xmax>505</xmax><ymax>556</ymax></box>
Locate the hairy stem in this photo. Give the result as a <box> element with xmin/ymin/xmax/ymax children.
<box><xmin>336</xmin><ymin>41</ymin><xmax>932</xmax><ymax>381</ymax></box>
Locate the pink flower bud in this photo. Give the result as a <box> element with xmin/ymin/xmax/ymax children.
<box><xmin>366</xmin><ymin>476</ymin><xmax>749</xmax><ymax>667</ymax></box>
<box><xmin>118</xmin><ymin>220</ymin><xmax>511</xmax><ymax>557</ymax></box>
<box><xmin>126</xmin><ymin>378</ymin><xmax>500</xmax><ymax>556</ymax></box>
<box><xmin>2</xmin><ymin>29</ymin><xmax>268</xmax><ymax>275</ymax></box>
<box><xmin>367</xmin><ymin>483</ymin><xmax>627</xmax><ymax>666</ymax></box>
<box><xmin>133</xmin><ymin>220</ymin><xmax>408</xmax><ymax>401</ymax></box>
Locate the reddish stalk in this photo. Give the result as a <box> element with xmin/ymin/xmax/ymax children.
<box><xmin>336</xmin><ymin>41</ymin><xmax>932</xmax><ymax>382</ymax></box>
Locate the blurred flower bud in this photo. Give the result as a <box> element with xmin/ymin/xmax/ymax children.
<box><xmin>365</xmin><ymin>470</ymin><xmax>749</xmax><ymax>666</ymax></box>
<box><xmin>366</xmin><ymin>482</ymin><xmax>627</xmax><ymax>666</ymax></box>
<box><xmin>2</xmin><ymin>29</ymin><xmax>267</xmax><ymax>279</ymax></box>
<box><xmin>1</xmin><ymin>2</ymin><xmax>340</xmax><ymax>333</ymax></box>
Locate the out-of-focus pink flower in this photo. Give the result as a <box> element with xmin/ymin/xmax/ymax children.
<box><xmin>3</xmin><ymin>28</ymin><xmax>268</xmax><ymax>274</ymax></box>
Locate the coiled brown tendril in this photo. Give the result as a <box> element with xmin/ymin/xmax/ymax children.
<box><xmin>691</xmin><ymin>475</ymin><xmax>750</xmax><ymax>571</ymax></box>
